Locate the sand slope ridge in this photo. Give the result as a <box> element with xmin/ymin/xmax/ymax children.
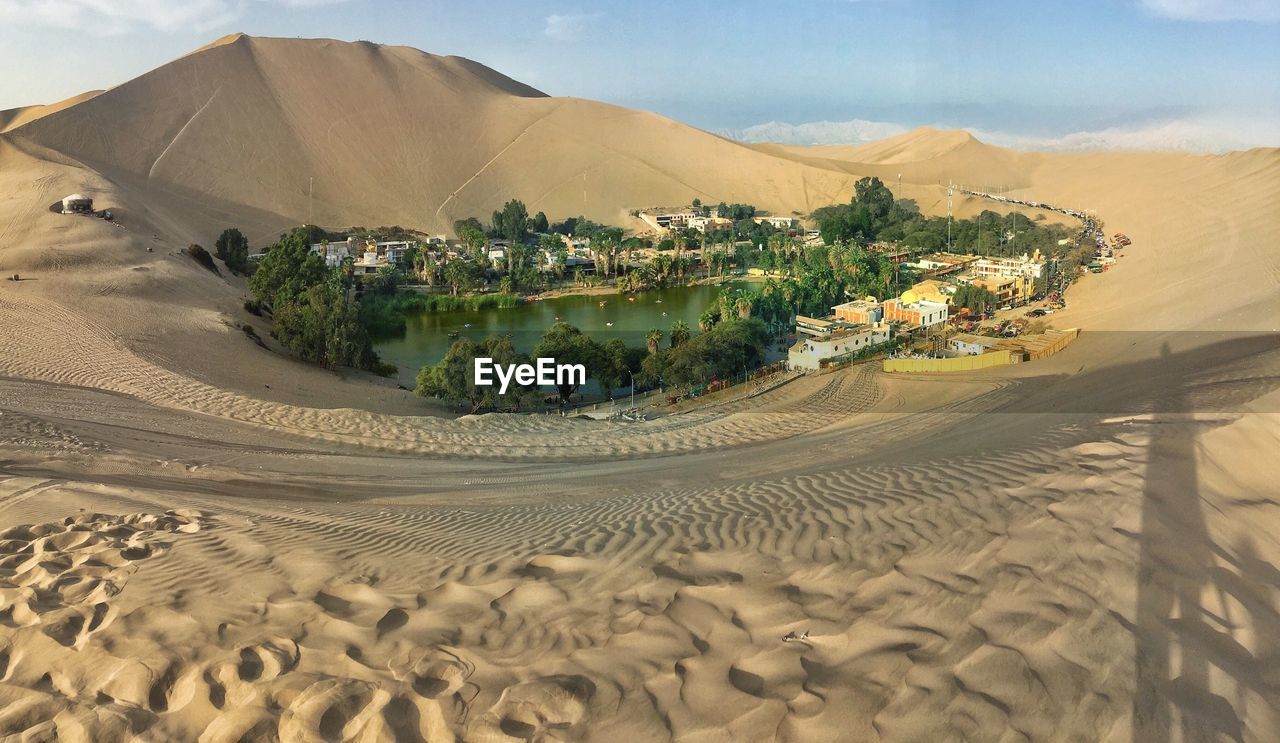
<box><xmin>0</xmin><ymin>91</ymin><xmax>103</xmax><ymax>135</ymax></box>
<box><xmin>6</xmin><ymin>34</ymin><xmax>860</xmax><ymax>237</ymax></box>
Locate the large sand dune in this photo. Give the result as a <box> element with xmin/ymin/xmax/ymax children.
<box><xmin>7</xmin><ymin>34</ymin><xmax>861</xmax><ymax>242</ymax></box>
<box><xmin>1</xmin><ymin>35</ymin><xmax>1278</xmax><ymax>742</ymax></box>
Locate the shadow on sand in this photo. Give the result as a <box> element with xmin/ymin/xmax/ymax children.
<box><xmin>872</xmin><ymin>331</ymin><xmax>1280</xmax><ymax>739</ymax></box>
<box><xmin>991</xmin><ymin>332</ymin><xmax>1280</xmax><ymax>742</ymax></box>
<box><xmin>1128</xmin><ymin>341</ymin><xmax>1279</xmax><ymax>742</ymax></box>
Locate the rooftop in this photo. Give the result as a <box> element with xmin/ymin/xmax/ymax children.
<box><xmin>950</xmin><ymin>333</ymin><xmax>1002</xmax><ymax>348</ymax></box>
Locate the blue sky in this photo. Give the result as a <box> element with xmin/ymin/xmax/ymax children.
<box><xmin>1</xmin><ymin>0</ymin><xmax>1277</xmax><ymax>149</ymax></box>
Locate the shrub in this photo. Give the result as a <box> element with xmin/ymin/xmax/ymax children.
<box><xmin>185</xmin><ymin>244</ymin><xmax>220</xmax><ymax>275</ymax></box>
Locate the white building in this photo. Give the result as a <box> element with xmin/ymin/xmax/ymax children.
<box><xmin>373</xmin><ymin>240</ymin><xmax>415</xmax><ymax>265</ymax></box>
<box><xmin>948</xmin><ymin>333</ymin><xmax>1003</xmax><ymax>356</ymax></box>
<box><xmin>352</xmin><ymin>251</ymin><xmax>388</xmax><ymax>275</ymax></box>
<box><xmin>639</xmin><ymin>211</ymin><xmax>697</xmax><ymax>232</ymax></box>
<box><xmin>310</xmin><ymin>240</ymin><xmax>352</xmax><ymax>268</ymax></box>
<box><xmin>974</xmin><ymin>250</ymin><xmax>1046</xmax><ymax>281</ymax></box>
<box><xmin>882</xmin><ymin>292</ymin><xmax>949</xmax><ymax>329</ymax></box>
<box><xmin>756</xmin><ymin>216</ymin><xmax>796</xmax><ymax>229</ymax></box>
<box><xmin>314</xmin><ymin>237</ymin><xmax>418</xmax><ymax>268</ymax></box>
<box><xmin>61</xmin><ymin>193</ymin><xmax>93</xmax><ymax>214</ymax></box>
<box><xmin>788</xmin><ymin>324</ymin><xmax>890</xmax><ymax>371</ymax></box>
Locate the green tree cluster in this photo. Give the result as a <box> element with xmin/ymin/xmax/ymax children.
<box><xmin>715</xmin><ymin>202</ymin><xmax>756</xmax><ymax>221</ymax></box>
<box><xmin>951</xmin><ymin>283</ymin><xmax>999</xmax><ymax>314</ymax></box>
<box><xmin>639</xmin><ymin>318</ymin><xmax>769</xmax><ymax>390</ymax></box>
<box><xmin>415</xmin><ymin>335</ymin><xmax>541</xmax><ymax>413</ymax></box>
<box><xmin>214</xmin><ymin>228</ymin><xmax>250</xmax><ymax>275</ymax></box>
<box><xmin>491</xmin><ymin>199</ymin><xmax>530</xmax><ymax>243</ymax></box>
<box><xmin>814</xmin><ymin>177</ymin><xmax>1073</xmax><ymax>258</ymax></box>
<box><xmin>532</xmin><ymin>322</ymin><xmax>630</xmax><ymax>404</ymax></box>
<box><xmin>247</xmin><ymin>227</ymin><xmax>380</xmax><ymax>371</ymax></box>
<box><xmin>415</xmin><ymin>322</ymin><xmax>646</xmax><ymax>409</ymax></box>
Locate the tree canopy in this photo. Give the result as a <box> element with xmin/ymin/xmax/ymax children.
<box><xmin>533</xmin><ymin>322</ymin><xmax>606</xmax><ymax>404</ymax></box>
<box><xmin>813</xmin><ymin>176</ymin><xmax>1072</xmax><ymax>258</ymax></box>
<box><xmin>415</xmin><ymin>335</ymin><xmax>540</xmax><ymax>412</ymax></box>
<box><xmin>214</xmin><ymin>228</ymin><xmax>250</xmax><ymax>275</ymax></box>
<box><xmin>247</xmin><ymin>227</ymin><xmax>380</xmax><ymax>371</ymax></box>
<box><xmin>491</xmin><ymin>199</ymin><xmax>530</xmax><ymax>243</ymax></box>
<box><xmin>638</xmin><ymin>318</ymin><xmax>769</xmax><ymax>390</ymax></box>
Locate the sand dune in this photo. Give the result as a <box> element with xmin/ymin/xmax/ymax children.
<box><xmin>753</xmin><ymin>126</ymin><xmax>1040</xmax><ymax>194</ymax></box>
<box><xmin>8</xmin><ymin>34</ymin><xmax>860</xmax><ymax>241</ymax></box>
<box><xmin>0</xmin><ymin>90</ymin><xmax>103</xmax><ymax>134</ymax></box>
<box><xmin>0</xmin><ymin>35</ymin><xmax>1278</xmax><ymax>742</ymax></box>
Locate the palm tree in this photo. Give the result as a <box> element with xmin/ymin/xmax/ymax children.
<box><xmin>717</xmin><ymin>292</ymin><xmax>734</xmax><ymax>323</ymax></box>
<box><xmin>645</xmin><ymin>328</ymin><xmax>664</xmax><ymax>355</ymax></box>
<box><xmin>669</xmin><ymin>320</ymin><xmax>690</xmax><ymax>348</ymax></box>
<box><xmin>698</xmin><ymin>309</ymin><xmax>717</xmax><ymax>332</ymax></box>
<box><xmin>736</xmin><ymin>295</ymin><xmax>753</xmax><ymax>320</ymax></box>
<box><xmin>622</xmin><ymin>237</ymin><xmax>637</xmax><ymax>270</ymax></box>
<box><xmin>780</xmin><ymin>282</ymin><xmax>798</xmax><ymax>319</ymax></box>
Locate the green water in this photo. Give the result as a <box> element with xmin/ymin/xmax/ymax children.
<box><xmin>375</xmin><ymin>282</ymin><xmax>747</xmax><ymax>385</ymax></box>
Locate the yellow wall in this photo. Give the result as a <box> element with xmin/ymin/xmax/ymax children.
<box><xmin>884</xmin><ymin>351</ymin><xmax>1016</xmax><ymax>373</ymax></box>
<box><xmin>1024</xmin><ymin>328</ymin><xmax>1079</xmax><ymax>360</ymax></box>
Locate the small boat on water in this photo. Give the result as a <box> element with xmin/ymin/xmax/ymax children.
<box><xmin>605</xmin><ymin>322</ymin><xmax>614</xmax><ymax>327</ymax></box>
<box><xmin>662</xmin><ymin>312</ymin><xmax>668</xmax><ymax>317</ymax></box>
<box><xmin>655</xmin><ymin>299</ymin><xmax>663</xmax><ymax>304</ymax></box>
<box><xmin>463</xmin><ymin>323</ymin><xmax>472</xmax><ymax>328</ymax></box>
<box><xmin>447</xmin><ymin>331</ymin><xmax>459</xmax><ymax>338</ymax></box>
<box><xmin>628</xmin><ymin>296</ymin><xmax>636</xmax><ymax>302</ymax></box>
<box><xmin>598</xmin><ymin>300</ymin><xmax>607</xmax><ymax>308</ymax></box>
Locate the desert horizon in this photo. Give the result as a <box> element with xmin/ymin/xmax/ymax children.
<box><xmin>1</xmin><ymin>6</ymin><xmax>1278</xmax><ymax>742</ymax></box>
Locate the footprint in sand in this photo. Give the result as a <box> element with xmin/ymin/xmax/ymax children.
<box><xmin>242</xmin><ymin>638</ymin><xmax>300</xmax><ymax>682</ymax></box>
<box><xmin>468</xmin><ymin>674</ymin><xmax>597</xmax><ymax>741</ymax></box>
<box><xmin>278</xmin><ymin>678</ymin><xmax>446</xmax><ymax>743</ymax></box>
<box><xmin>390</xmin><ymin>648</ymin><xmax>475</xmax><ymax>701</ymax></box>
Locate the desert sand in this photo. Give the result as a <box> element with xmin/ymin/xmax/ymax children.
<box><xmin>0</xmin><ymin>35</ymin><xmax>1278</xmax><ymax>742</ymax></box>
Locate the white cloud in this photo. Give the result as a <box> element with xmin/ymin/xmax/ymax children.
<box><xmin>973</xmin><ymin>115</ymin><xmax>1280</xmax><ymax>153</ymax></box>
<box><xmin>0</xmin><ymin>0</ymin><xmax>353</xmax><ymax>35</ymax></box>
<box><xmin>722</xmin><ymin>114</ymin><xmax>1280</xmax><ymax>153</ymax></box>
<box><xmin>1138</xmin><ymin>0</ymin><xmax>1280</xmax><ymax>22</ymax></box>
<box><xmin>544</xmin><ymin>13</ymin><xmax>595</xmax><ymax>42</ymax></box>
<box><xmin>717</xmin><ymin>119</ymin><xmax>909</xmax><ymax>146</ymax></box>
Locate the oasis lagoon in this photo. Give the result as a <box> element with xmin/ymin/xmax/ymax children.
<box><xmin>374</xmin><ymin>282</ymin><xmax>749</xmax><ymax>386</ymax></box>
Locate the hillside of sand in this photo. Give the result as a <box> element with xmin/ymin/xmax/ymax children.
<box><xmin>1</xmin><ymin>36</ymin><xmax>1279</xmax><ymax>742</ymax></box>
<box><xmin>0</xmin><ymin>91</ymin><xmax>103</xmax><ymax>134</ymax></box>
<box><xmin>5</xmin><ymin>34</ymin><xmax>862</xmax><ymax>245</ymax></box>
<box><xmin>751</xmin><ymin>126</ymin><xmax>1040</xmax><ymax>193</ymax></box>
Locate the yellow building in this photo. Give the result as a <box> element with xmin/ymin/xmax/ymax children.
<box><xmin>910</xmin><ymin>279</ymin><xmax>952</xmax><ymax>305</ymax></box>
<box><xmin>973</xmin><ymin>275</ymin><xmax>1033</xmax><ymax>305</ymax></box>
